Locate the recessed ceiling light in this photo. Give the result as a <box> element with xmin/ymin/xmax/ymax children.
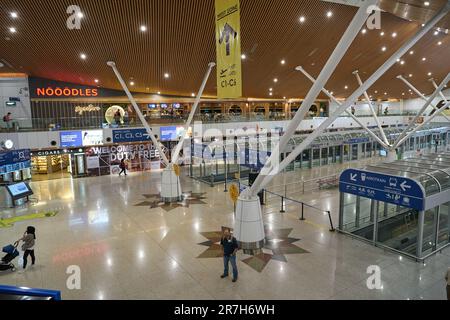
<box><xmin>409</xmin><ymin>74</ymin><xmax>413</xmax><ymax>78</ymax></box>
<box><xmin>269</xmin><ymin>92</ymin><xmax>273</xmax><ymax>96</ymax></box>
<box><xmin>94</xmin><ymin>79</ymin><xmax>99</xmax><ymax>83</ymax></box>
<box><xmin>434</xmin><ymin>31</ymin><xmax>439</xmax><ymax>35</ymax></box>
<box><xmin>402</xmin><ymin>93</ymin><xmax>405</xmax><ymax>95</ymax></box>
<box><xmin>392</xmin><ymin>32</ymin><xmax>397</xmax><ymax>38</ymax></box>
<box><xmin>381</xmin><ymin>46</ymin><xmax>387</xmax><ymax>52</ymax></box>
<box><xmin>375</xmin><ymin>91</ymin><xmax>378</xmax><ymax>94</ymax></box>
<box><xmin>384</xmin><ymin>92</ymin><xmax>387</xmax><ymax>95</ymax></box>
<box><xmin>361</xmin><ymin>29</ymin><xmax>367</xmax><ymax>34</ymax></box>
<box><xmin>273</xmin><ymin>78</ymin><xmax>278</xmax><ymax>83</ymax></box>
<box><xmin>77</xmin><ymin>12</ymin><xmax>84</xmax><ymax>18</ymax></box>
<box><xmin>9</xmin><ymin>27</ymin><xmax>16</xmax><ymax>33</ymax></box>
<box><xmin>281</xmin><ymin>60</ymin><xmax>286</xmax><ymax>65</ymax></box>
<box><xmin>164</xmin><ymin>73</ymin><xmax>170</xmax><ymax>78</ymax></box>
<box><xmin>409</xmin><ymin>50</ymin><xmax>414</xmax><ymax>55</ymax></box>
<box><xmin>269</xmin><ymin>88</ymin><xmax>273</xmax><ymax>91</ymax></box>
<box><xmin>157</xmin><ymin>91</ymin><xmax>161</xmax><ymax>95</ymax></box>
<box><xmin>326</xmin><ymin>11</ymin><xmax>333</xmax><ymax>18</ymax></box>
<box><xmin>428</xmin><ymin>72</ymin><xmax>432</xmax><ymax>76</ymax></box>
<box><xmin>130</xmin><ymin>81</ymin><xmax>135</xmax><ymax>86</ymax></box>
<box><xmin>299</xmin><ymin>16</ymin><xmax>306</xmax><ymax>23</ymax></box>
<box><xmin>400</xmin><ymin>60</ymin><xmax>405</xmax><ymax>65</ymax></box>
<box><xmin>80</xmin><ymin>53</ymin><xmax>87</xmax><ymax>60</ymax></box>
<box><xmin>438</xmin><ymin>41</ymin><xmax>442</xmax><ymax>45</ymax></box>
<box><xmin>241</xmin><ymin>54</ymin><xmax>246</xmax><ymax>60</ymax></box>
<box><xmin>380</xmin><ymin>31</ymin><xmax>385</xmax><ymax>36</ymax></box>
<box><xmin>422</xmin><ymin>57</ymin><xmax>427</xmax><ymax>61</ymax></box>
<box><xmin>345</xmin><ymin>85</ymin><xmax>348</xmax><ymax>90</ymax></box>
<box><xmin>191</xmin><ymin>93</ymin><xmax>195</xmax><ymax>97</ymax></box>
<box><xmin>421</xmin><ymin>24</ymin><xmax>425</xmax><ymax>27</ymax></box>
<box><xmin>140</xmin><ymin>25</ymin><xmax>147</xmax><ymax>32</ymax></box>
<box><xmin>330</xmin><ymin>91</ymin><xmax>334</xmax><ymax>95</ymax></box>
<box><xmin>283</xmin><ymin>96</ymin><xmax>286</xmax><ymax>99</ymax></box>
<box><xmin>424</xmin><ymin>1</ymin><xmax>430</xmax><ymax>6</ymax></box>
<box><xmin>10</xmin><ymin>12</ymin><xmax>18</xmax><ymax>18</ymax></box>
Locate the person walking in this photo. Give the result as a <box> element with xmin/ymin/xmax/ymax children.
<box><xmin>14</xmin><ymin>226</ymin><xmax>36</xmax><ymax>273</ymax></box>
<box><xmin>119</xmin><ymin>158</ymin><xmax>127</xmax><ymax>176</ymax></box>
<box><xmin>220</xmin><ymin>228</ymin><xmax>239</xmax><ymax>283</ymax></box>
<box><xmin>446</xmin><ymin>267</ymin><xmax>450</xmax><ymax>300</ymax></box>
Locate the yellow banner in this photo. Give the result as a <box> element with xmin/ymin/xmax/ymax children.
<box><xmin>215</xmin><ymin>0</ymin><xmax>242</xmax><ymax>99</ymax></box>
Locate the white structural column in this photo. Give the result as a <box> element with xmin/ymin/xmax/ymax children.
<box><xmin>354</xmin><ymin>71</ymin><xmax>390</xmax><ymax>145</ymax></box>
<box><xmin>171</xmin><ymin>62</ymin><xmax>216</xmax><ymax>165</ymax></box>
<box><xmin>397</xmin><ymin>75</ymin><xmax>450</xmax><ymax>122</ymax></box>
<box><xmin>430</xmin><ymin>78</ymin><xmax>450</xmax><ymax>103</ymax></box>
<box><xmin>297</xmin><ymin>66</ymin><xmax>389</xmax><ymax>149</ymax></box>
<box><xmin>246</xmin><ymin>0</ymin><xmax>378</xmax><ymax>198</ymax></box>
<box><xmin>394</xmin><ymin>73</ymin><xmax>450</xmax><ymax>148</ymax></box>
<box><xmin>234</xmin><ymin>0</ymin><xmax>378</xmax><ymax>253</ymax></box>
<box><xmin>107</xmin><ymin>61</ymin><xmax>170</xmax><ymax>166</ymax></box>
<box><xmin>252</xmin><ymin>2</ymin><xmax>450</xmax><ymax>194</ymax></box>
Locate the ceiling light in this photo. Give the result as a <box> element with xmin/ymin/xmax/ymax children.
<box><xmin>241</xmin><ymin>54</ymin><xmax>246</xmax><ymax>60</ymax></box>
<box><xmin>77</xmin><ymin>12</ymin><xmax>84</xmax><ymax>18</ymax></box>
<box><xmin>164</xmin><ymin>73</ymin><xmax>170</xmax><ymax>78</ymax></box>
<box><xmin>422</xmin><ymin>57</ymin><xmax>427</xmax><ymax>61</ymax></box>
<box><xmin>281</xmin><ymin>60</ymin><xmax>286</xmax><ymax>65</ymax></box>
<box><xmin>191</xmin><ymin>93</ymin><xmax>195</xmax><ymax>97</ymax></box>
<box><xmin>424</xmin><ymin>1</ymin><xmax>430</xmax><ymax>6</ymax></box>
<box><xmin>402</xmin><ymin>93</ymin><xmax>405</xmax><ymax>96</ymax></box>
<box><xmin>157</xmin><ymin>91</ymin><xmax>161</xmax><ymax>95</ymax></box>
<box><xmin>80</xmin><ymin>53</ymin><xmax>87</xmax><ymax>60</ymax></box>
<box><xmin>374</xmin><ymin>91</ymin><xmax>378</xmax><ymax>94</ymax></box>
<box><xmin>361</xmin><ymin>29</ymin><xmax>367</xmax><ymax>34</ymax></box>
<box><xmin>384</xmin><ymin>92</ymin><xmax>387</xmax><ymax>95</ymax></box>
<box><xmin>409</xmin><ymin>50</ymin><xmax>414</xmax><ymax>55</ymax></box>
<box><xmin>381</xmin><ymin>46</ymin><xmax>387</xmax><ymax>52</ymax></box>
<box><xmin>283</xmin><ymin>96</ymin><xmax>286</xmax><ymax>99</ymax></box>
<box><xmin>273</xmin><ymin>78</ymin><xmax>278</xmax><ymax>83</ymax></box>
<box><xmin>130</xmin><ymin>81</ymin><xmax>135</xmax><ymax>86</ymax></box>
<box><xmin>326</xmin><ymin>11</ymin><xmax>333</xmax><ymax>18</ymax></box>
<box><xmin>428</xmin><ymin>72</ymin><xmax>432</xmax><ymax>76</ymax></box>
<box><xmin>409</xmin><ymin>74</ymin><xmax>413</xmax><ymax>78</ymax></box>
<box><xmin>269</xmin><ymin>88</ymin><xmax>273</xmax><ymax>91</ymax></box>
<box><xmin>10</xmin><ymin>12</ymin><xmax>18</xmax><ymax>19</ymax></box>
<box><xmin>94</xmin><ymin>79</ymin><xmax>99</xmax><ymax>83</ymax></box>
<box><xmin>438</xmin><ymin>41</ymin><xmax>442</xmax><ymax>46</ymax></box>
<box><xmin>421</xmin><ymin>24</ymin><xmax>425</xmax><ymax>27</ymax></box>
<box><xmin>434</xmin><ymin>31</ymin><xmax>439</xmax><ymax>35</ymax></box>
<box><xmin>9</xmin><ymin>27</ymin><xmax>16</xmax><ymax>33</ymax></box>
<box><xmin>269</xmin><ymin>92</ymin><xmax>273</xmax><ymax>96</ymax></box>
<box><xmin>330</xmin><ymin>91</ymin><xmax>334</xmax><ymax>95</ymax></box>
<box><xmin>345</xmin><ymin>85</ymin><xmax>348</xmax><ymax>90</ymax></box>
<box><xmin>400</xmin><ymin>60</ymin><xmax>405</xmax><ymax>65</ymax></box>
<box><xmin>380</xmin><ymin>31</ymin><xmax>385</xmax><ymax>36</ymax></box>
<box><xmin>392</xmin><ymin>32</ymin><xmax>397</xmax><ymax>38</ymax></box>
<box><xmin>140</xmin><ymin>25</ymin><xmax>147</xmax><ymax>32</ymax></box>
<box><xmin>299</xmin><ymin>16</ymin><xmax>306</xmax><ymax>23</ymax></box>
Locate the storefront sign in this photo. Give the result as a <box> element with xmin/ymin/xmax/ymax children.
<box><xmin>36</xmin><ymin>87</ymin><xmax>98</xmax><ymax>98</ymax></box>
<box><xmin>87</xmin><ymin>144</ymin><xmax>159</xmax><ymax>161</ymax></box>
<box><xmin>60</xmin><ymin>131</ymin><xmax>83</xmax><ymax>148</ymax></box>
<box><xmin>75</xmin><ymin>104</ymin><xmax>101</xmax><ymax>115</ymax></box>
<box><xmin>112</xmin><ymin>128</ymin><xmax>151</xmax><ymax>143</ymax></box>
<box><xmin>215</xmin><ymin>0</ymin><xmax>242</xmax><ymax>99</ymax></box>
<box><xmin>0</xmin><ymin>149</ymin><xmax>32</xmax><ymax>174</ymax></box>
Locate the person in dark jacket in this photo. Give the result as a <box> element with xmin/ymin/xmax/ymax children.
<box><xmin>220</xmin><ymin>228</ymin><xmax>239</xmax><ymax>282</ymax></box>
<box><xmin>14</xmin><ymin>226</ymin><xmax>36</xmax><ymax>272</ymax></box>
<box><xmin>119</xmin><ymin>159</ymin><xmax>127</xmax><ymax>176</ymax></box>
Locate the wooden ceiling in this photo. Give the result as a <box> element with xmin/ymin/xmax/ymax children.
<box><xmin>0</xmin><ymin>0</ymin><xmax>449</xmax><ymax>100</ymax></box>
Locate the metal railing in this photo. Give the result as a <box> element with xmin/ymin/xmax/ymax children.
<box><xmin>238</xmin><ymin>181</ymin><xmax>335</xmax><ymax>232</ymax></box>
<box><xmin>267</xmin><ymin>173</ymin><xmax>340</xmax><ymax>196</ymax></box>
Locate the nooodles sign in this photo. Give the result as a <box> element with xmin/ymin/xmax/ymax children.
<box><xmin>36</xmin><ymin>87</ymin><xmax>99</xmax><ymax>97</ymax></box>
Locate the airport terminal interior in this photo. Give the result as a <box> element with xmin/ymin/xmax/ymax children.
<box><xmin>0</xmin><ymin>0</ymin><xmax>450</xmax><ymax>301</ymax></box>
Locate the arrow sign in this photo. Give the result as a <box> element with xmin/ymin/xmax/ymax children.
<box><xmin>400</xmin><ymin>181</ymin><xmax>412</xmax><ymax>192</ymax></box>
<box><xmin>219</xmin><ymin>23</ymin><xmax>237</xmax><ymax>56</ymax></box>
<box><xmin>350</xmin><ymin>173</ymin><xmax>358</xmax><ymax>182</ymax></box>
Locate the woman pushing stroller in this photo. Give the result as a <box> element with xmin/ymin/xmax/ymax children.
<box><xmin>14</xmin><ymin>226</ymin><xmax>36</xmax><ymax>272</ymax></box>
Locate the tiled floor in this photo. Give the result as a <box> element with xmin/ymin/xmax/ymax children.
<box><xmin>0</xmin><ymin>158</ymin><xmax>449</xmax><ymax>300</ymax></box>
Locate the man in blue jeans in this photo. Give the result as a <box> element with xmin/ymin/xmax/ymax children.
<box><xmin>220</xmin><ymin>228</ymin><xmax>239</xmax><ymax>282</ymax></box>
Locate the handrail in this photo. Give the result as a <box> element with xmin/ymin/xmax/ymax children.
<box><xmin>238</xmin><ymin>181</ymin><xmax>335</xmax><ymax>232</ymax></box>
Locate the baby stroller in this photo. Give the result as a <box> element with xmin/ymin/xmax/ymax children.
<box><xmin>1</xmin><ymin>244</ymin><xmax>20</xmax><ymax>272</ymax></box>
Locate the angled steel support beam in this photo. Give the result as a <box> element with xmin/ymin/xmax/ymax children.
<box><xmin>246</xmin><ymin>0</ymin><xmax>379</xmax><ymax>197</ymax></box>
<box><xmin>251</xmin><ymin>3</ymin><xmax>450</xmax><ymax>194</ymax></box>
<box><xmin>171</xmin><ymin>62</ymin><xmax>216</xmax><ymax>165</ymax></box>
<box><xmin>354</xmin><ymin>70</ymin><xmax>390</xmax><ymax>145</ymax></box>
<box><xmin>107</xmin><ymin>61</ymin><xmax>170</xmax><ymax>166</ymax></box>
<box><xmin>395</xmin><ymin>101</ymin><xmax>450</xmax><ymax>148</ymax></box>
<box><xmin>397</xmin><ymin>75</ymin><xmax>450</xmax><ymax>122</ymax></box>
<box><xmin>394</xmin><ymin>73</ymin><xmax>450</xmax><ymax>148</ymax></box>
<box><xmin>297</xmin><ymin>66</ymin><xmax>389</xmax><ymax>149</ymax></box>
<box><xmin>430</xmin><ymin>78</ymin><xmax>450</xmax><ymax>102</ymax></box>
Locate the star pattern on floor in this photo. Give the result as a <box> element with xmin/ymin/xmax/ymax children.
<box><xmin>135</xmin><ymin>192</ymin><xmax>207</xmax><ymax>212</ymax></box>
<box><xmin>197</xmin><ymin>226</ymin><xmax>309</xmax><ymax>272</ymax></box>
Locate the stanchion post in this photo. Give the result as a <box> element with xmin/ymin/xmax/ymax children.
<box><xmin>280</xmin><ymin>197</ymin><xmax>286</xmax><ymax>213</ymax></box>
<box><xmin>300</xmin><ymin>203</ymin><xmax>305</xmax><ymax>221</ymax></box>
<box><xmin>328</xmin><ymin>211</ymin><xmax>336</xmax><ymax>232</ymax></box>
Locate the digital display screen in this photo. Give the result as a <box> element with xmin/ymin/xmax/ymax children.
<box><xmin>82</xmin><ymin>130</ymin><xmax>103</xmax><ymax>146</ymax></box>
<box><xmin>160</xmin><ymin>126</ymin><xmax>177</xmax><ymax>141</ymax></box>
<box><xmin>173</xmin><ymin>103</ymin><xmax>181</xmax><ymax>109</ymax></box>
<box><xmin>60</xmin><ymin>131</ymin><xmax>83</xmax><ymax>148</ymax></box>
<box><xmin>148</xmin><ymin>104</ymin><xmax>157</xmax><ymax>109</ymax></box>
<box><xmin>6</xmin><ymin>182</ymin><xmax>33</xmax><ymax>199</ymax></box>
<box><xmin>161</xmin><ymin>104</ymin><xmax>168</xmax><ymax>109</ymax></box>
<box><xmin>380</xmin><ymin>150</ymin><xmax>387</xmax><ymax>157</ymax></box>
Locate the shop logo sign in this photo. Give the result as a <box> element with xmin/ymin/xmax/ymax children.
<box><xmin>36</xmin><ymin>87</ymin><xmax>99</xmax><ymax>97</ymax></box>
<box><xmin>75</xmin><ymin>104</ymin><xmax>101</xmax><ymax>115</ymax></box>
<box><xmin>67</xmin><ymin>5</ymin><xmax>83</xmax><ymax>30</ymax></box>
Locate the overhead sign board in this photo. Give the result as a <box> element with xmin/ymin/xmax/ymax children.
<box><xmin>112</xmin><ymin>129</ymin><xmax>152</xmax><ymax>143</ymax></box>
<box><xmin>60</xmin><ymin>131</ymin><xmax>83</xmax><ymax>148</ymax></box>
<box><xmin>340</xmin><ymin>169</ymin><xmax>425</xmax><ymax>211</ymax></box>
<box><xmin>0</xmin><ymin>149</ymin><xmax>32</xmax><ymax>174</ymax></box>
<box><xmin>215</xmin><ymin>0</ymin><xmax>242</xmax><ymax>99</ymax></box>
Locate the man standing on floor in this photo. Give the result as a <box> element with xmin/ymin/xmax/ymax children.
<box><xmin>446</xmin><ymin>267</ymin><xmax>450</xmax><ymax>300</ymax></box>
<box><xmin>220</xmin><ymin>228</ymin><xmax>239</xmax><ymax>283</ymax></box>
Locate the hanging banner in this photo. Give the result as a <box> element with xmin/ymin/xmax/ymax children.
<box><xmin>215</xmin><ymin>0</ymin><xmax>242</xmax><ymax>99</ymax></box>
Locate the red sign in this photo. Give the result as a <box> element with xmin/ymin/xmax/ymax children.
<box><xmin>36</xmin><ymin>87</ymin><xmax>99</xmax><ymax>97</ymax></box>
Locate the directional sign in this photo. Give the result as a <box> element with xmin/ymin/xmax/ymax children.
<box><xmin>340</xmin><ymin>169</ymin><xmax>425</xmax><ymax>211</ymax></box>
<box><xmin>215</xmin><ymin>0</ymin><xmax>242</xmax><ymax>99</ymax></box>
<box><xmin>112</xmin><ymin>129</ymin><xmax>151</xmax><ymax>143</ymax></box>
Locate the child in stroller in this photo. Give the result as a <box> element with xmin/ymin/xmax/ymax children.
<box><xmin>0</xmin><ymin>244</ymin><xmax>20</xmax><ymax>272</ymax></box>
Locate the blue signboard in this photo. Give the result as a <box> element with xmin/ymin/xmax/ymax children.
<box><xmin>60</xmin><ymin>131</ymin><xmax>83</xmax><ymax>148</ymax></box>
<box><xmin>0</xmin><ymin>149</ymin><xmax>32</xmax><ymax>174</ymax></box>
<box><xmin>340</xmin><ymin>169</ymin><xmax>425</xmax><ymax>211</ymax></box>
<box><xmin>346</xmin><ymin>137</ymin><xmax>370</xmax><ymax>144</ymax></box>
<box><xmin>160</xmin><ymin>126</ymin><xmax>178</xmax><ymax>141</ymax></box>
<box><xmin>112</xmin><ymin>129</ymin><xmax>151</xmax><ymax>143</ymax></box>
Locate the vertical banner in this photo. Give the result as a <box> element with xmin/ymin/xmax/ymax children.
<box><xmin>215</xmin><ymin>0</ymin><xmax>242</xmax><ymax>99</ymax></box>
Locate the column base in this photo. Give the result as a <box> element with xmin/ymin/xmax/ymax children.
<box><xmin>161</xmin><ymin>168</ymin><xmax>182</xmax><ymax>203</ymax></box>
